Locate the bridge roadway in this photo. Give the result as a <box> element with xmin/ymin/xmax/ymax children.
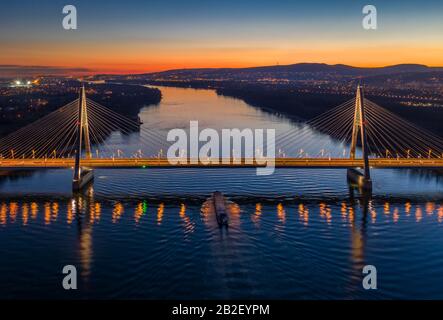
<box><xmin>1</xmin><ymin>158</ymin><xmax>443</xmax><ymax>169</ymax></box>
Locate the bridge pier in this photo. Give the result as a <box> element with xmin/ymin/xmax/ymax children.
<box><xmin>73</xmin><ymin>168</ymin><xmax>94</xmax><ymax>192</ymax></box>
<box><xmin>347</xmin><ymin>168</ymin><xmax>372</xmax><ymax>191</ymax></box>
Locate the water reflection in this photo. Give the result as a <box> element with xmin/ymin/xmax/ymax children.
<box><xmin>134</xmin><ymin>202</ymin><xmax>144</xmax><ymax>224</ymax></box>
<box><xmin>298</xmin><ymin>203</ymin><xmax>309</xmax><ymax>225</ymax></box>
<box><xmin>22</xmin><ymin>203</ymin><xmax>29</xmax><ymax>225</ymax></box>
<box><xmin>179</xmin><ymin>203</ymin><xmax>195</xmax><ymax>235</ymax></box>
<box><xmin>157</xmin><ymin>203</ymin><xmax>164</xmax><ymax>225</ymax></box>
<box><xmin>71</xmin><ymin>187</ymin><xmax>96</xmax><ymax>279</ymax></box>
<box><xmin>277</xmin><ymin>203</ymin><xmax>286</xmax><ymax>223</ymax></box>
<box><xmin>1</xmin><ymin>189</ymin><xmax>443</xmax><ymax>288</ymax></box>
<box><xmin>1</xmin><ymin>198</ymin><xmax>442</xmax><ymax>227</ymax></box>
<box><xmin>251</xmin><ymin>203</ymin><xmax>262</xmax><ymax>226</ymax></box>
<box><xmin>112</xmin><ymin>202</ymin><xmax>124</xmax><ymax>223</ymax></box>
<box><xmin>346</xmin><ymin>195</ymin><xmax>369</xmax><ymax>297</ymax></box>
<box><xmin>1</xmin><ymin>192</ymin><xmax>443</xmax><ymax>299</ymax></box>
<box><xmin>319</xmin><ymin>202</ymin><xmax>332</xmax><ymax>224</ymax></box>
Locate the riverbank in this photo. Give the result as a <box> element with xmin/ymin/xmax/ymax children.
<box><xmin>0</xmin><ymin>82</ymin><xmax>162</xmax><ymax>136</ymax></box>
<box><xmin>144</xmin><ymin>80</ymin><xmax>443</xmax><ymax>136</ymax></box>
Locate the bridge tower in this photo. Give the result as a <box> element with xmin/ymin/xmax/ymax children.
<box><xmin>347</xmin><ymin>85</ymin><xmax>372</xmax><ymax>191</ymax></box>
<box><xmin>73</xmin><ymin>86</ymin><xmax>94</xmax><ymax>191</ymax></box>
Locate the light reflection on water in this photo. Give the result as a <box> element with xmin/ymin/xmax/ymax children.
<box><xmin>1</xmin><ymin>193</ymin><xmax>442</xmax><ymax>229</ymax></box>
<box><xmin>0</xmin><ymin>86</ymin><xmax>442</xmax><ymax>299</ymax></box>
<box><xmin>1</xmin><ymin>189</ymin><xmax>443</xmax><ymax>299</ymax></box>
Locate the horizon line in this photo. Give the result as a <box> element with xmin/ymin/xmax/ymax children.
<box><xmin>2</xmin><ymin>62</ymin><xmax>443</xmax><ymax>78</ymax></box>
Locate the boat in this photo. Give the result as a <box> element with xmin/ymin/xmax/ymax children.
<box><xmin>212</xmin><ymin>191</ymin><xmax>229</xmax><ymax>226</ymax></box>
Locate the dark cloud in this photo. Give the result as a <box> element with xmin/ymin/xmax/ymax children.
<box><xmin>0</xmin><ymin>65</ymin><xmax>92</xmax><ymax>78</ymax></box>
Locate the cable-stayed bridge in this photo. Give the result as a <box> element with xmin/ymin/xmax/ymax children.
<box><xmin>1</xmin><ymin>85</ymin><xmax>443</xmax><ymax>192</ymax></box>
<box><xmin>1</xmin><ymin>158</ymin><xmax>442</xmax><ymax>169</ymax></box>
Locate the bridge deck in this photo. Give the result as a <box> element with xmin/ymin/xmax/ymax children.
<box><xmin>0</xmin><ymin>158</ymin><xmax>443</xmax><ymax>169</ymax></box>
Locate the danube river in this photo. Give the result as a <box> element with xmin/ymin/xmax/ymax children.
<box><xmin>0</xmin><ymin>86</ymin><xmax>442</xmax><ymax>299</ymax></box>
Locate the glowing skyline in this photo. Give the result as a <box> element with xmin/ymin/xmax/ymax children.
<box><xmin>1</xmin><ymin>0</ymin><xmax>443</xmax><ymax>75</ymax></box>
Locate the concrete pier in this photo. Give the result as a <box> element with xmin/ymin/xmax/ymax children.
<box><xmin>347</xmin><ymin>168</ymin><xmax>372</xmax><ymax>191</ymax></box>
<box><xmin>72</xmin><ymin>168</ymin><xmax>94</xmax><ymax>192</ymax></box>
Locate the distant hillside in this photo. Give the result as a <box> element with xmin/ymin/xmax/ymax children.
<box><xmin>101</xmin><ymin>63</ymin><xmax>443</xmax><ymax>81</ymax></box>
<box><xmin>136</xmin><ymin>63</ymin><xmax>443</xmax><ymax>81</ymax></box>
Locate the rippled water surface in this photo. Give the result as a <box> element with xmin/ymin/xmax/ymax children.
<box><xmin>0</xmin><ymin>87</ymin><xmax>442</xmax><ymax>299</ymax></box>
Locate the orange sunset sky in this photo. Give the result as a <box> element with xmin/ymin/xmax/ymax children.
<box><xmin>1</xmin><ymin>1</ymin><xmax>443</xmax><ymax>75</ymax></box>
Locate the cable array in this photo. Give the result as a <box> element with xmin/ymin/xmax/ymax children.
<box><xmin>274</xmin><ymin>97</ymin><xmax>443</xmax><ymax>159</ymax></box>
<box><xmin>1</xmin><ymin>93</ymin><xmax>442</xmax><ymax>160</ymax></box>
<box><xmin>0</xmin><ymin>100</ymin><xmax>79</xmax><ymax>159</ymax></box>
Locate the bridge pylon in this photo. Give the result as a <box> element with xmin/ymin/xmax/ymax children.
<box><xmin>347</xmin><ymin>85</ymin><xmax>372</xmax><ymax>191</ymax></box>
<box><xmin>73</xmin><ymin>86</ymin><xmax>94</xmax><ymax>191</ymax></box>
